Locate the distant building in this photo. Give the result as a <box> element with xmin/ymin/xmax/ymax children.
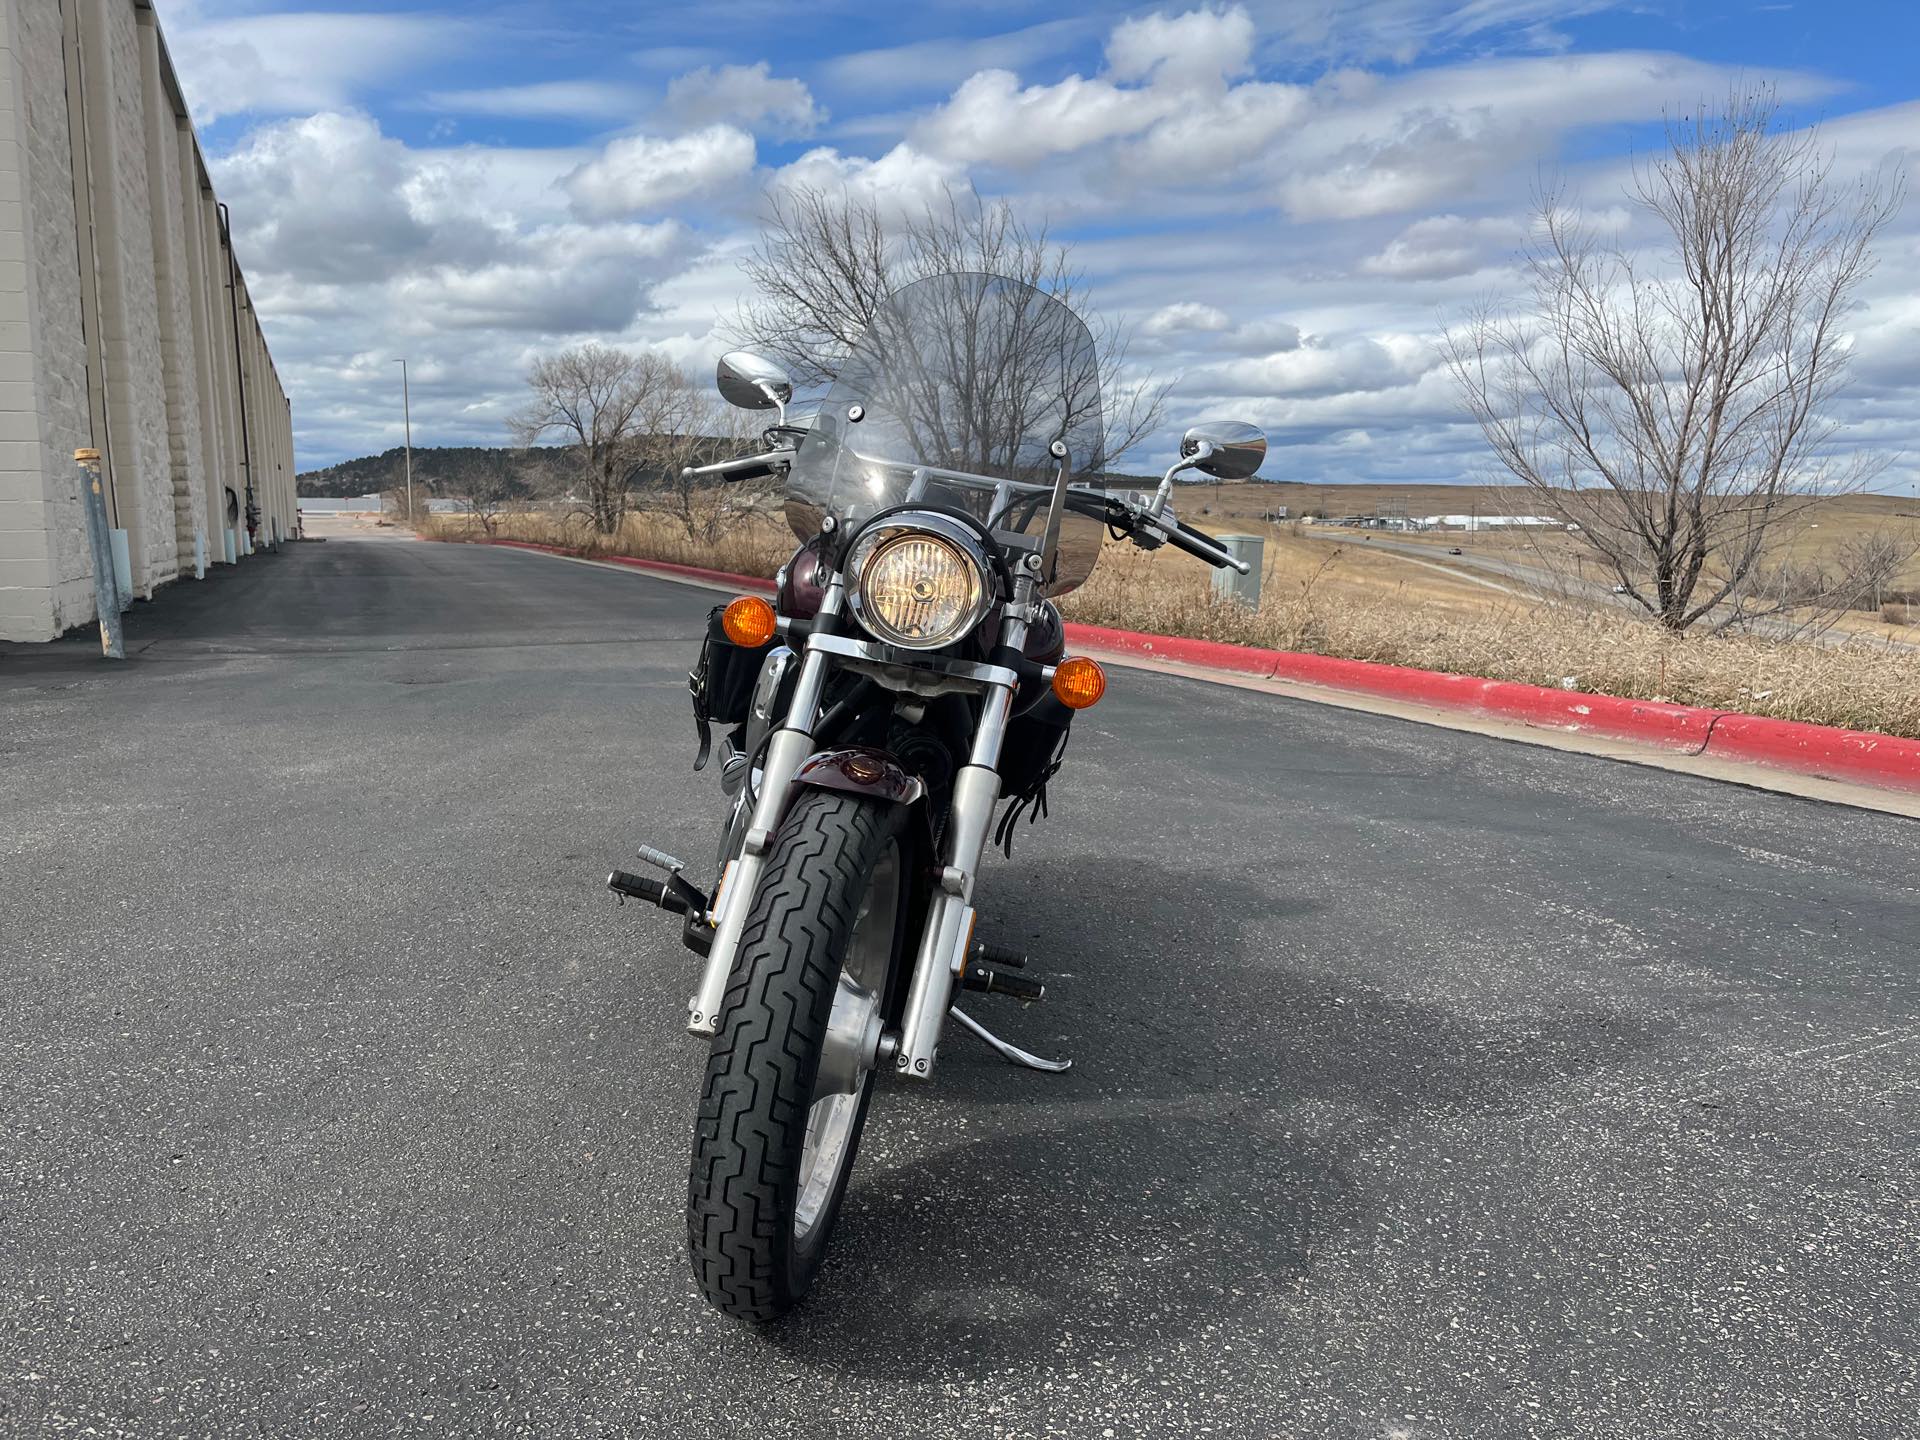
<box><xmin>1421</xmin><ymin>514</ymin><xmax>1561</xmax><ymax>531</ymax></box>
<box><xmin>297</xmin><ymin>495</ymin><xmax>385</xmax><ymax>515</ymax></box>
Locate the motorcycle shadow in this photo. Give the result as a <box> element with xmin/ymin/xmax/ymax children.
<box><xmin>783</xmin><ymin>1105</ymin><xmax>1342</xmax><ymax>1379</ymax></box>
<box><xmin>756</xmin><ymin>852</ymin><xmax>1667</xmax><ymax>1379</ymax></box>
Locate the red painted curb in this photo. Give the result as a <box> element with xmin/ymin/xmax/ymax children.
<box><xmin>1060</xmin><ymin>620</ymin><xmax>1722</xmax><ymax>750</ymax></box>
<box><xmin>1060</xmin><ymin>621</ymin><xmax>1917</xmax><ymax>793</ymax></box>
<box><xmin>462</xmin><ymin>537</ymin><xmax>1920</xmax><ymax>795</ymax></box>
<box><xmin>1703</xmin><ymin>712</ymin><xmax>1919</xmax><ymax>786</ymax></box>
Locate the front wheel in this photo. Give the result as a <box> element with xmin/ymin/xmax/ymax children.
<box><xmin>686</xmin><ymin>789</ymin><xmax>909</xmax><ymax>1320</ymax></box>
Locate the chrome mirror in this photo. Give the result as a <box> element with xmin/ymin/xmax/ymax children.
<box><xmin>1182</xmin><ymin>421</ymin><xmax>1266</xmax><ymax>480</ymax></box>
<box><xmin>716</xmin><ymin>351</ymin><xmax>794</xmax><ymax>424</ymax></box>
<box><xmin>1153</xmin><ymin>420</ymin><xmax>1267</xmax><ymax>510</ymax></box>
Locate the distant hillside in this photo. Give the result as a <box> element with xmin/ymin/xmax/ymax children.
<box><xmin>299</xmin><ymin>445</ymin><xmax>1220</xmax><ymax>500</ymax></box>
<box><xmin>296</xmin><ymin>446</ymin><xmax>571</xmax><ymax>499</ymax></box>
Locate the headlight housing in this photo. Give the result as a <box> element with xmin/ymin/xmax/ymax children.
<box><xmin>845</xmin><ymin>513</ymin><xmax>994</xmax><ymax>650</ymax></box>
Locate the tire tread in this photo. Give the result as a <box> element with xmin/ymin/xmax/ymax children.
<box><xmin>686</xmin><ymin>790</ymin><xmax>897</xmax><ymax>1321</ymax></box>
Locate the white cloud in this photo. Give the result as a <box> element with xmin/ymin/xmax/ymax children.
<box><xmin>905</xmin><ymin>14</ymin><xmax>1297</xmax><ymax>183</ymax></box>
<box><xmin>1144</xmin><ymin>302</ymin><xmax>1233</xmax><ymax>335</ymax></box>
<box><xmin>424</xmin><ymin>81</ymin><xmax>647</xmax><ymax>123</ymax></box>
<box><xmin>393</xmin><ymin>221</ymin><xmax>690</xmax><ymax>332</ymax></box>
<box><xmin>189</xmin><ymin>4</ymin><xmax>1913</xmax><ymax>495</ymax></box>
<box><xmin>770</xmin><ymin>143</ymin><xmax>963</xmax><ymax>218</ymax></box>
<box><xmin>663</xmin><ymin>62</ymin><xmax>824</xmax><ymax>138</ymax></box>
<box><xmin>1106</xmin><ymin>5</ymin><xmax>1256</xmax><ymax>90</ymax></box>
<box><xmin>1191</xmin><ymin>335</ymin><xmax>1429</xmax><ymax>397</ymax></box>
<box><xmin>564</xmin><ymin>125</ymin><xmax>757</xmax><ymax>218</ymax></box>
<box><xmin>1240</xmin><ymin>0</ymin><xmax>1622</xmax><ymax>67</ymax></box>
<box><xmin>1359</xmin><ymin>214</ymin><xmax>1523</xmax><ymax>279</ymax></box>
<box><xmin>910</xmin><ymin>31</ymin><xmax>1833</xmax><ymax>223</ymax></box>
<box><xmin>206</xmin><ymin>106</ymin><xmax>719</xmax><ymax>465</ymax></box>
<box><xmin>820</xmin><ymin>19</ymin><xmax>1093</xmax><ymax>98</ymax></box>
<box><xmin>915</xmin><ymin>70</ymin><xmax>1158</xmax><ymax>169</ymax></box>
<box><xmin>1227</xmin><ymin>319</ymin><xmax>1305</xmax><ymax>355</ymax></box>
<box><xmin>1139</xmin><ymin>305</ymin><xmax>1303</xmax><ymax>363</ymax></box>
<box><xmin>1274</xmin><ymin>51</ymin><xmax>1836</xmax><ymax>221</ymax></box>
<box><xmin>167</xmin><ymin>11</ymin><xmax>461</xmax><ymax>123</ymax></box>
<box><xmin>215</xmin><ymin>112</ymin><xmax>474</xmax><ymax>283</ymax></box>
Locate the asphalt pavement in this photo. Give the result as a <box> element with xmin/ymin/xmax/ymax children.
<box><xmin>2</xmin><ymin>534</ymin><xmax>1916</xmax><ymax>1438</ymax></box>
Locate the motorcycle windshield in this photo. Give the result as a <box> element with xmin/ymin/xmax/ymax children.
<box><xmin>786</xmin><ymin>272</ymin><xmax>1111</xmax><ymax>596</ymax></box>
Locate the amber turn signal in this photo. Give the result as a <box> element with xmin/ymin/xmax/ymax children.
<box><xmin>721</xmin><ymin>595</ymin><xmax>777</xmax><ymax>648</ymax></box>
<box><xmin>1050</xmin><ymin>655</ymin><xmax>1106</xmax><ymax>709</ymax></box>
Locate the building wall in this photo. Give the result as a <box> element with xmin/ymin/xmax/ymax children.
<box><xmin>0</xmin><ymin>0</ymin><xmax>293</xmax><ymax>642</ymax></box>
<box><xmin>19</xmin><ymin>0</ymin><xmax>92</xmax><ymax>629</ymax></box>
<box><xmin>138</xmin><ymin>7</ymin><xmax>204</xmax><ymax>571</ymax></box>
<box><xmin>0</xmin><ymin>0</ymin><xmax>93</xmax><ymax>637</ymax></box>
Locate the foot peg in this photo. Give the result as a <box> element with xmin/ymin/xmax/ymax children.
<box><xmin>635</xmin><ymin>844</ymin><xmax>687</xmax><ymax>875</ymax></box>
<box><xmin>962</xmin><ymin>939</ymin><xmax>1042</xmax><ymax>1001</ymax></box>
<box><xmin>960</xmin><ymin>965</ymin><xmax>1044</xmax><ymax>1002</ymax></box>
<box><xmin>972</xmin><ymin>939</ymin><xmax>1027</xmax><ymax>970</ymax></box>
<box><xmin>608</xmin><ymin>847</ymin><xmax>708</xmax><ymax>916</ymax></box>
<box><xmin>608</xmin><ymin>869</ymin><xmax>690</xmax><ymax>913</ymax></box>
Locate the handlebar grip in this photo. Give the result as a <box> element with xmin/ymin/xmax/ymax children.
<box><xmin>1161</xmin><ymin>521</ymin><xmax>1248</xmax><ymax>573</ymax></box>
<box><xmin>1174</xmin><ymin>516</ymin><xmax>1226</xmax><ymax>548</ymax></box>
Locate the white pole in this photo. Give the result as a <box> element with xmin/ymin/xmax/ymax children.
<box><xmin>396</xmin><ymin>358</ymin><xmax>413</xmax><ymax>520</ymax></box>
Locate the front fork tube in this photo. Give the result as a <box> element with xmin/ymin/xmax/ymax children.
<box><xmin>686</xmin><ymin>583</ymin><xmax>843</xmax><ymax>1035</ymax></box>
<box><xmin>894</xmin><ymin>602</ymin><xmax>1028</xmax><ymax>1079</ymax></box>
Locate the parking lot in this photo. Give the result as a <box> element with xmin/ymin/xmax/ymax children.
<box><xmin>3</xmin><ymin>535</ymin><xmax>1915</xmax><ymax>1437</ymax></box>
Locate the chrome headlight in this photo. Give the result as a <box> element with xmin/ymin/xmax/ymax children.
<box><xmin>845</xmin><ymin>513</ymin><xmax>993</xmax><ymax>650</ymax></box>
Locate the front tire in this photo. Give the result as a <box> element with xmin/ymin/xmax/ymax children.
<box><xmin>686</xmin><ymin>789</ymin><xmax>908</xmax><ymax>1320</ymax></box>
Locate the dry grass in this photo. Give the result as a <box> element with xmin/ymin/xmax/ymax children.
<box><xmin>421</xmin><ymin>505</ymin><xmax>1920</xmax><ymax>740</ymax></box>
<box><xmin>1063</xmin><ymin>544</ymin><xmax>1920</xmax><ymax>739</ymax></box>
<box><xmin>423</xmin><ymin>508</ymin><xmax>793</xmax><ymax>578</ymax></box>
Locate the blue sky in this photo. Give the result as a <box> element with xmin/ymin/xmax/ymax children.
<box><xmin>162</xmin><ymin>0</ymin><xmax>1920</xmax><ymax>488</ymax></box>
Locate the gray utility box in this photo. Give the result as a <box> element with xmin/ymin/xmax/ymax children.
<box><xmin>1210</xmin><ymin>534</ymin><xmax>1266</xmax><ymax>607</ymax></box>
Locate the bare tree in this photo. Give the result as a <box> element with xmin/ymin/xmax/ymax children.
<box><xmin>509</xmin><ymin>344</ymin><xmax>686</xmax><ymax>534</ymax></box>
<box><xmin>1445</xmin><ymin>91</ymin><xmax>1903</xmax><ymax>633</ymax></box>
<box><xmin>460</xmin><ymin>465</ymin><xmax>517</xmax><ymax>537</ymax></box>
<box><xmin>733</xmin><ymin>185</ymin><xmax>1168</xmax><ymax>471</ymax></box>
<box><xmin>1835</xmin><ymin>530</ymin><xmax>1918</xmax><ymax>612</ymax></box>
<box><xmin>631</xmin><ymin>383</ymin><xmax>782</xmax><ymax>544</ymax></box>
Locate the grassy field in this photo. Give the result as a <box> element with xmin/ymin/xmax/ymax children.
<box><xmin>422</xmin><ymin>494</ymin><xmax>1920</xmax><ymax>739</ymax></box>
<box><xmin>1174</xmin><ymin>482</ymin><xmax>1920</xmax><ymax>639</ymax></box>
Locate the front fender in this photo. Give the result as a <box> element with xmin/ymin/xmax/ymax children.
<box><xmin>790</xmin><ymin>746</ymin><xmax>926</xmax><ymax>808</ymax></box>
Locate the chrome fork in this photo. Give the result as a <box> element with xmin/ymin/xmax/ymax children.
<box><xmin>689</xmin><ymin>569</ymin><xmax>1037</xmax><ymax>1087</ymax></box>
<box><xmin>891</xmin><ymin>573</ymin><xmax>1036</xmax><ymax>1080</ymax></box>
<box><xmin>686</xmin><ymin>578</ymin><xmax>845</xmax><ymax>1035</ymax></box>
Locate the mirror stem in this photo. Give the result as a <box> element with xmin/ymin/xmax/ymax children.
<box><xmin>755</xmin><ymin>382</ymin><xmax>788</xmax><ymax>429</ymax></box>
<box><xmin>1152</xmin><ymin>442</ymin><xmax>1213</xmax><ymax>514</ymax></box>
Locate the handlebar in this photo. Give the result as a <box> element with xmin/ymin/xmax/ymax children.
<box><xmin>681</xmin><ymin>449</ymin><xmax>792</xmax><ymax>481</ymax></box>
<box><xmin>1160</xmin><ymin>519</ymin><xmax>1250</xmax><ymax>574</ymax></box>
<box><xmin>1060</xmin><ymin>490</ymin><xmax>1249</xmax><ymax>573</ymax></box>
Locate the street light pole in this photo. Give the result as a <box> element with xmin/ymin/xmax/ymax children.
<box><xmin>395</xmin><ymin>358</ymin><xmax>414</xmax><ymax>520</ymax></box>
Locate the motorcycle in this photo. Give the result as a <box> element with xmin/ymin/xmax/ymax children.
<box><xmin>607</xmin><ymin>271</ymin><xmax>1265</xmax><ymax>1320</ymax></box>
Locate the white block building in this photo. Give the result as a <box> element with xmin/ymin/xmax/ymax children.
<box><xmin>0</xmin><ymin>0</ymin><xmax>293</xmax><ymax>643</ymax></box>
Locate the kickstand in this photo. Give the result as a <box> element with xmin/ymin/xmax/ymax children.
<box><xmin>949</xmin><ymin>1006</ymin><xmax>1072</xmax><ymax>1073</ymax></box>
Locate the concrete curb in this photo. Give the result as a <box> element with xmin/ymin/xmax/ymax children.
<box><xmin>466</xmin><ymin>537</ymin><xmax>1920</xmax><ymax>796</ymax></box>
